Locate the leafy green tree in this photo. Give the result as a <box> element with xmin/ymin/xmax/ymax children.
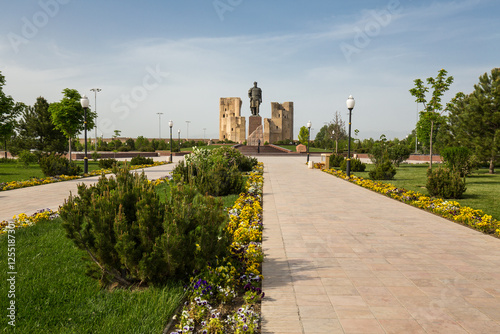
<box><xmin>409</xmin><ymin>69</ymin><xmax>454</xmax><ymax>169</ymax></box>
<box><xmin>447</xmin><ymin>68</ymin><xmax>500</xmax><ymax>174</ymax></box>
<box><xmin>0</xmin><ymin>71</ymin><xmax>17</xmax><ymax>158</ymax></box>
<box><xmin>49</xmin><ymin>89</ymin><xmax>96</xmax><ymax>160</ymax></box>
<box><xmin>298</xmin><ymin>126</ymin><xmax>310</xmax><ymax>146</ymax></box>
<box><xmin>14</xmin><ymin>97</ymin><xmax>67</xmax><ymax>153</ymax></box>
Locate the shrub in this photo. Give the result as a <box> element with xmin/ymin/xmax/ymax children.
<box><xmin>59</xmin><ymin>166</ymin><xmax>230</xmax><ymax>287</ymax></box>
<box><xmin>173</xmin><ymin>147</ymin><xmax>254</xmax><ymax>196</ymax></box>
<box><xmin>388</xmin><ymin>144</ymin><xmax>412</xmax><ymax>167</ymax></box>
<box><xmin>340</xmin><ymin>158</ymin><xmax>366</xmax><ymax>172</ymax></box>
<box><xmin>39</xmin><ymin>154</ymin><xmax>82</xmax><ymax>176</ymax></box>
<box><xmin>91</xmin><ymin>151</ymin><xmax>101</xmax><ymax>161</ymax></box>
<box><xmin>440</xmin><ymin>146</ymin><xmax>475</xmax><ymax>176</ymax></box>
<box><xmin>130</xmin><ymin>155</ymin><xmax>154</xmax><ymax>165</ymax></box>
<box><xmin>426</xmin><ymin>167</ymin><xmax>466</xmax><ymax>199</ymax></box>
<box><xmin>98</xmin><ymin>158</ymin><xmax>118</xmax><ymax>169</ymax></box>
<box><xmin>369</xmin><ymin>161</ymin><xmax>396</xmax><ymax>180</ymax></box>
<box><xmin>18</xmin><ymin>150</ymin><xmax>39</xmax><ymax>166</ymax></box>
<box><xmin>329</xmin><ymin>154</ymin><xmax>344</xmax><ymax>168</ymax></box>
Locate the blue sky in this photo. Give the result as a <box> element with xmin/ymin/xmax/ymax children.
<box><xmin>1</xmin><ymin>0</ymin><xmax>499</xmax><ymax>140</ymax></box>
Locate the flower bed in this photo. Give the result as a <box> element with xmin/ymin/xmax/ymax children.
<box><xmin>0</xmin><ymin>209</ymin><xmax>59</xmax><ymax>235</ymax></box>
<box><xmin>323</xmin><ymin>168</ymin><xmax>500</xmax><ymax>237</ymax></box>
<box><xmin>171</xmin><ymin>163</ymin><xmax>264</xmax><ymax>334</ymax></box>
<box><xmin>0</xmin><ymin>161</ymin><xmax>168</xmax><ymax>191</ymax></box>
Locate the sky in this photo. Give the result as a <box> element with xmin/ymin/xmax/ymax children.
<box><xmin>0</xmin><ymin>0</ymin><xmax>499</xmax><ymax>140</ymax></box>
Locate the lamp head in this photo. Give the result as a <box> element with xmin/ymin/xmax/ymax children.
<box><xmin>80</xmin><ymin>95</ymin><xmax>89</xmax><ymax>109</ymax></box>
<box><xmin>307</xmin><ymin>121</ymin><xmax>312</xmax><ymax>129</ymax></box>
<box><xmin>169</xmin><ymin>120</ymin><xmax>173</xmax><ymax>128</ymax></box>
<box><xmin>346</xmin><ymin>95</ymin><xmax>355</xmax><ymax>110</ymax></box>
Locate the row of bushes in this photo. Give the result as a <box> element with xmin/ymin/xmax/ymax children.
<box><xmin>328</xmin><ymin>152</ymin><xmax>466</xmax><ymax>198</ymax></box>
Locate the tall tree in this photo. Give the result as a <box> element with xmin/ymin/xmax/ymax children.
<box><xmin>331</xmin><ymin>111</ymin><xmax>347</xmax><ymax>154</ymax></box>
<box><xmin>409</xmin><ymin>69</ymin><xmax>454</xmax><ymax>169</ymax></box>
<box><xmin>298</xmin><ymin>126</ymin><xmax>309</xmax><ymax>146</ymax></box>
<box><xmin>0</xmin><ymin>71</ymin><xmax>17</xmax><ymax>158</ymax></box>
<box><xmin>15</xmin><ymin>97</ymin><xmax>67</xmax><ymax>153</ymax></box>
<box><xmin>49</xmin><ymin>89</ymin><xmax>95</xmax><ymax>160</ymax></box>
<box><xmin>447</xmin><ymin>68</ymin><xmax>500</xmax><ymax>174</ymax></box>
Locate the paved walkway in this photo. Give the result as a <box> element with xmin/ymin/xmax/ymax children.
<box><xmin>260</xmin><ymin>156</ymin><xmax>500</xmax><ymax>334</ymax></box>
<box><xmin>0</xmin><ymin>157</ymin><xmax>180</xmax><ymax>222</ymax></box>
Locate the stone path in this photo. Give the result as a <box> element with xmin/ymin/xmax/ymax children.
<box><xmin>259</xmin><ymin>156</ymin><xmax>500</xmax><ymax>333</ymax></box>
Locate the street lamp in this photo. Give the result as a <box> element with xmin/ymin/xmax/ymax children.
<box><xmin>80</xmin><ymin>95</ymin><xmax>90</xmax><ymax>174</ymax></box>
<box><xmin>332</xmin><ymin>130</ymin><xmax>337</xmax><ymax>154</ymax></box>
<box><xmin>185</xmin><ymin>121</ymin><xmax>191</xmax><ymax>141</ymax></box>
<box><xmin>90</xmin><ymin>88</ymin><xmax>101</xmax><ymax>151</ymax></box>
<box><xmin>157</xmin><ymin>112</ymin><xmax>164</xmax><ymax>139</ymax></box>
<box><xmin>169</xmin><ymin>120</ymin><xmax>173</xmax><ymax>162</ymax></box>
<box><xmin>178</xmin><ymin>129</ymin><xmax>181</xmax><ymax>150</ymax></box>
<box><xmin>306</xmin><ymin>120</ymin><xmax>312</xmax><ymax>163</ymax></box>
<box><xmin>346</xmin><ymin>95</ymin><xmax>355</xmax><ymax>177</ymax></box>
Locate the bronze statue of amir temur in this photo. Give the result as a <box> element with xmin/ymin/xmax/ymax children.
<box><xmin>248</xmin><ymin>82</ymin><xmax>262</xmax><ymax>116</ymax></box>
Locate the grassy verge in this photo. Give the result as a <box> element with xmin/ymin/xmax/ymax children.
<box><xmin>0</xmin><ymin>161</ymin><xmax>102</xmax><ymax>184</ymax></box>
<box><xmin>351</xmin><ymin>164</ymin><xmax>500</xmax><ymax>221</ymax></box>
<box><xmin>0</xmin><ymin>219</ymin><xmax>184</xmax><ymax>333</ymax></box>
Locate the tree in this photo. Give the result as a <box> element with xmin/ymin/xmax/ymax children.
<box><xmin>447</xmin><ymin>68</ymin><xmax>500</xmax><ymax>174</ymax></box>
<box><xmin>331</xmin><ymin>111</ymin><xmax>347</xmax><ymax>154</ymax></box>
<box><xmin>14</xmin><ymin>97</ymin><xmax>67</xmax><ymax>153</ymax></box>
<box><xmin>298</xmin><ymin>126</ymin><xmax>309</xmax><ymax>146</ymax></box>
<box><xmin>49</xmin><ymin>89</ymin><xmax>96</xmax><ymax>160</ymax></box>
<box><xmin>0</xmin><ymin>71</ymin><xmax>17</xmax><ymax>158</ymax></box>
<box><xmin>409</xmin><ymin>69</ymin><xmax>454</xmax><ymax>169</ymax></box>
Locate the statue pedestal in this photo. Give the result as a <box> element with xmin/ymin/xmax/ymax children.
<box><xmin>248</xmin><ymin>116</ymin><xmax>263</xmax><ymax>146</ymax></box>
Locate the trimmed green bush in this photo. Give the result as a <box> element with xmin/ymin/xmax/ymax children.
<box><xmin>130</xmin><ymin>155</ymin><xmax>154</xmax><ymax>165</ymax></box>
<box><xmin>369</xmin><ymin>161</ymin><xmax>396</xmax><ymax>180</ymax></box>
<box><xmin>18</xmin><ymin>150</ymin><xmax>39</xmax><ymax>166</ymax></box>
<box><xmin>340</xmin><ymin>158</ymin><xmax>366</xmax><ymax>172</ymax></box>
<box><xmin>426</xmin><ymin>167</ymin><xmax>466</xmax><ymax>199</ymax></box>
<box><xmin>39</xmin><ymin>153</ymin><xmax>82</xmax><ymax>176</ymax></box>
<box><xmin>441</xmin><ymin>146</ymin><xmax>475</xmax><ymax>176</ymax></box>
<box><xmin>98</xmin><ymin>158</ymin><xmax>118</xmax><ymax>169</ymax></box>
<box><xmin>329</xmin><ymin>154</ymin><xmax>344</xmax><ymax>168</ymax></box>
<box><xmin>173</xmin><ymin>147</ymin><xmax>256</xmax><ymax>196</ymax></box>
<box><xmin>59</xmin><ymin>166</ymin><xmax>230</xmax><ymax>287</ymax></box>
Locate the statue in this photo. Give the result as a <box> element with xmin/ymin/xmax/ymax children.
<box><xmin>248</xmin><ymin>81</ymin><xmax>262</xmax><ymax>116</ymax></box>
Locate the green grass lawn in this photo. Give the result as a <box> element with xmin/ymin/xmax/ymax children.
<box><xmin>0</xmin><ymin>160</ymin><xmax>103</xmax><ymax>183</ymax></box>
<box><xmin>0</xmin><ymin>219</ymin><xmax>184</xmax><ymax>333</ymax></box>
<box><xmin>353</xmin><ymin>164</ymin><xmax>500</xmax><ymax>221</ymax></box>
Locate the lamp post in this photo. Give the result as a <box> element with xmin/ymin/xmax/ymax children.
<box><xmin>306</xmin><ymin>121</ymin><xmax>312</xmax><ymax>163</ymax></box>
<box><xmin>157</xmin><ymin>112</ymin><xmax>163</xmax><ymax>139</ymax></box>
<box><xmin>169</xmin><ymin>120</ymin><xmax>173</xmax><ymax>162</ymax></box>
<box><xmin>178</xmin><ymin>129</ymin><xmax>181</xmax><ymax>150</ymax></box>
<box><xmin>80</xmin><ymin>95</ymin><xmax>90</xmax><ymax>174</ymax></box>
<box><xmin>332</xmin><ymin>130</ymin><xmax>337</xmax><ymax>154</ymax></box>
<box><xmin>90</xmin><ymin>88</ymin><xmax>101</xmax><ymax>151</ymax></box>
<box><xmin>185</xmin><ymin>121</ymin><xmax>191</xmax><ymax>140</ymax></box>
<box><xmin>346</xmin><ymin>95</ymin><xmax>355</xmax><ymax>177</ymax></box>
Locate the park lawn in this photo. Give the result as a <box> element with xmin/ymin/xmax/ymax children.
<box><xmin>0</xmin><ymin>160</ymin><xmax>103</xmax><ymax>183</ymax></box>
<box><xmin>0</xmin><ymin>218</ymin><xmax>184</xmax><ymax>333</ymax></box>
<box><xmin>355</xmin><ymin>164</ymin><xmax>500</xmax><ymax>221</ymax></box>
